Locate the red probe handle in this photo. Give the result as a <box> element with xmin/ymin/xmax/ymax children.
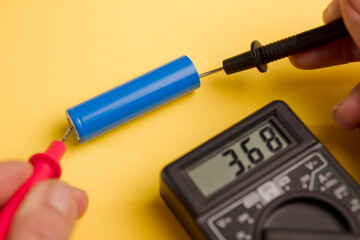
<box><xmin>0</xmin><ymin>141</ymin><xmax>66</xmax><ymax>240</ymax></box>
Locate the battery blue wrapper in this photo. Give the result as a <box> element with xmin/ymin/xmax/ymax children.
<box><xmin>66</xmin><ymin>56</ymin><xmax>200</xmax><ymax>143</ymax></box>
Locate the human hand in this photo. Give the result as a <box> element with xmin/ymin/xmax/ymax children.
<box><xmin>289</xmin><ymin>0</ymin><xmax>360</xmax><ymax>129</ymax></box>
<box><xmin>1</xmin><ymin>161</ymin><xmax>88</xmax><ymax>240</ymax></box>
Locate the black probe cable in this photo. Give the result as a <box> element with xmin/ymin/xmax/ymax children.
<box><xmin>199</xmin><ymin>19</ymin><xmax>349</xmax><ymax>77</ymax></box>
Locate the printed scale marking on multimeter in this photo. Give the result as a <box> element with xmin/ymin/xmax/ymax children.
<box><xmin>160</xmin><ymin>101</ymin><xmax>360</xmax><ymax>240</ymax></box>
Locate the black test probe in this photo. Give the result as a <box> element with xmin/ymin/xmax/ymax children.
<box><xmin>199</xmin><ymin>19</ymin><xmax>349</xmax><ymax>77</ymax></box>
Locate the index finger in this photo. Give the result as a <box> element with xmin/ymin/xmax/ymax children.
<box><xmin>289</xmin><ymin>36</ymin><xmax>360</xmax><ymax>69</ymax></box>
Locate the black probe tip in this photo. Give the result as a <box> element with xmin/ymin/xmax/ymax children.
<box><xmin>222</xmin><ymin>19</ymin><xmax>349</xmax><ymax>75</ymax></box>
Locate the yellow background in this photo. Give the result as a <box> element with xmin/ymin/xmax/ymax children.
<box><xmin>1</xmin><ymin>0</ymin><xmax>359</xmax><ymax>239</ymax></box>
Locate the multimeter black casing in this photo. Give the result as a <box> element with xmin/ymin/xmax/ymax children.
<box><xmin>160</xmin><ymin>101</ymin><xmax>360</xmax><ymax>240</ymax></box>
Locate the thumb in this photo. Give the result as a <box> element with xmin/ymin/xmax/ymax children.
<box><xmin>340</xmin><ymin>0</ymin><xmax>360</xmax><ymax>47</ymax></box>
<box><xmin>8</xmin><ymin>180</ymin><xmax>88</xmax><ymax>240</ymax></box>
<box><xmin>333</xmin><ymin>83</ymin><xmax>360</xmax><ymax>129</ymax></box>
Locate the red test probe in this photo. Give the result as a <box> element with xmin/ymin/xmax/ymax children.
<box><xmin>0</xmin><ymin>127</ymin><xmax>72</xmax><ymax>240</ymax></box>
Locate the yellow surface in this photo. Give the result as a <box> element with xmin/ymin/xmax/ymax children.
<box><xmin>1</xmin><ymin>0</ymin><xmax>359</xmax><ymax>239</ymax></box>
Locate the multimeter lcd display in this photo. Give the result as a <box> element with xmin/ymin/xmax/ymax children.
<box><xmin>188</xmin><ymin>122</ymin><xmax>289</xmax><ymax>197</ymax></box>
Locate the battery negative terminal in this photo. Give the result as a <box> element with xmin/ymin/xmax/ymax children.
<box><xmin>61</xmin><ymin>126</ymin><xmax>73</xmax><ymax>143</ymax></box>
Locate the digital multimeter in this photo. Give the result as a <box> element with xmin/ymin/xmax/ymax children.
<box><xmin>160</xmin><ymin>101</ymin><xmax>360</xmax><ymax>240</ymax></box>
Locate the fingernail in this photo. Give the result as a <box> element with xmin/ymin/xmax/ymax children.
<box><xmin>47</xmin><ymin>182</ymin><xmax>75</xmax><ymax>216</ymax></box>
<box><xmin>332</xmin><ymin>99</ymin><xmax>345</xmax><ymax>126</ymax></box>
<box><xmin>323</xmin><ymin>0</ymin><xmax>342</xmax><ymax>23</ymax></box>
<box><xmin>333</xmin><ymin>99</ymin><xmax>344</xmax><ymax>113</ymax></box>
<box><xmin>73</xmin><ymin>187</ymin><xmax>89</xmax><ymax>218</ymax></box>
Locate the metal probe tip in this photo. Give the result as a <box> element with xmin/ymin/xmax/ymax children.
<box><xmin>199</xmin><ymin>67</ymin><xmax>223</xmax><ymax>78</ymax></box>
<box><xmin>61</xmin><ymin>126</ymin><xmax>73</xmax><ymax>143</ymax></box>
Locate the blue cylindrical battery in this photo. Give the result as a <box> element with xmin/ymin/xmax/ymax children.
<box><xmin>66</xmin><ymin>56</ymin><xmax>200</xmax><ymax>143</ymax></box>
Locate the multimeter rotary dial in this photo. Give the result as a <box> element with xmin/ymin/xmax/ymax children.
<box><xmin>256</xmin><ymin>193</ymin><xmax>358</xmax><ymax>240</ymax></box>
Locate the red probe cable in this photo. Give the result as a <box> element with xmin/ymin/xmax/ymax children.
<box><xmin>0</xmin><ymin>140</ymin><xmax>67</xmax><ymax>240</ymax></box>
